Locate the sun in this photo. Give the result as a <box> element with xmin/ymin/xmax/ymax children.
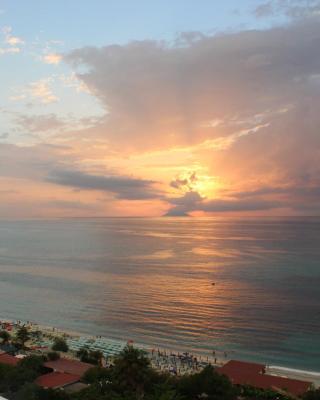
<box><xmin>192</xmin><ymin>174</ymin><xmax>218</xmax><ymax>198</ymax></box>
<box><xmin>170</xmin><ymin>170</ymin><xmax>219</xmax><ymax>199</ymax></box>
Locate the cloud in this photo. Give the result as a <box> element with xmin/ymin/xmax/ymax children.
<box><xmin>5</xmin><ymin>35</ymin><xmax>24</xmax><ymax>46</ymax></box>
<box><xmin>0</xmin><ymin>26</ymin><xmax>24</xmax><ymax>56</ymax></box>
<box><xmin>201</xmin><ymin>199</ymin><xmax>282</xmax><ymax>212</ymax></box>
<box><xmin>0</xmin><ymin>189</ymin><xmax>17</xmax><ymax>194</ymax></box>
<box><xmin>170</xmin><ymin>172</ymin><xmax>197</xmax><ymax>191</ymax></box>
<box><xmin>0</xmin><ymin>47</ymin><xmax>20</xmax><ymax>55</ymax></box>
<box><xmin>9</xmin><ymin>112</ymin><xmax>103</xmax><ymax>139</ymax></box>
<box><xmin>254</xmin><ymin>0</ymin><xmax>320</xmax><ymax>19</ymax></box>
<box><xmin>45</xmin><ymin>199</ymin><xmax>97</xmax><ymax>210</ymax></box>
<box><xmin>42</xmin><ymin>53</ymin><xmax>62</xmax><ymax>65</ymax></box>
<box><xmin>254</xmin><ymin>2</ymin><xmax>275</xmax><ymax>17</ymax></box>
<box><xmin>223</xmin><ymin>182</ymin><xmax>320</xmax><ymax>214</ymax></box>
<box><xmin>226</xmin><ymin>184</ymin><xmax>320</xmax><ymax>199</ymax></box>
<box><xmin>2</xmin><ymin>26</ymin><xmax>24</xmax><ymax>45</ymax></box>
<box><xmin>14</xmin><ymin>113</ymin><xmax>68</xmax><ymax>133</ymax></box>
<box><xmin>10</xmin><ymin>78</ymin><xmax>60</xmax><ymax>104</ymax></box>
<box><xmin>3</xmin><ymin>8</ymin><xmax>320</xmax><ymax>216</ymax></box>
<box><xmin>64</xmin><ymin>15</ymin><xmax>320</xmax><ymax>156</ymax></box>
<box><xmin>29</xmin><ymin>78</ymin><xmax>59</xmax><ymax>104</ymax></box>
<box><xmin>0</xmin><ymin>143</ymin><xmax>68</xmax><ymax>181</ymax></box>
<box><xmin>165</xmin><ymin>191</ymin><xmax>203</xmax><ymax>216</ymax></box>
<box><xmin>0</xmin><ymin>143</ymin><xmax>161</xmax><ymax>202</ymax></box>
<box><xmin>46</xmin><ymin>168</ymin><xmax>161</xmax><ymax>200</ymax></box>
<box><xmin>63</xmin><ymin>14</ymin><xmax>320</xmax><ymax>213</ymax></box>
<box><xmin>59</xmin><ymin>72</ymin><xmax>91</xmax><ymax>94</ymax></box>
<box><xmin>165</xmin><ymin>190</ymin><xmax>283</xmax><ymax>216</ymax></box>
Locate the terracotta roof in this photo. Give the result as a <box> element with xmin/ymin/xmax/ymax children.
<box><xmin>219</xmin><ymin>360</ymin><xmax>266</xmax><ymax>375</ymax></box>
<box><xmin>0</xmin><ymin>353</ymin><xmax>19</xmax><ymax>366</ymax></box>
<box><xmin>218</xmin><ymin>360</ymin><xmax>312</xmax><ymax>397</ymax></box>
<box><xmin>44</xmin><ymin>358</ymin><xmax>92</xmax><ymax>376</ymax></box>
<box><xmin>35</xmin><ymin>372</ymin><xmax>81</xmax><ymax>389</ymax></box>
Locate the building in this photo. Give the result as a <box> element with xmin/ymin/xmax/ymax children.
<box><xmin>44</xmin><ymin>358</ymin><xmax>93</xmax><ymax>376</ymax></box>
<box><xmin>218</xmin><ymin>360</ymin><xmax>312</xmax><ymax>397</ymax></box>
<box><xmin>0</xmin><ymin>353</ymin><xmax>19</xmax><ymax>367</ymax></box>
<box><xmin>35</xmin><ymin>371</ymin><xmax>81</xmax><ymax>389</ymax></box>
<box><xmin>35</xmin><ymin>358</ymin><xmax>92</xmax><ymax>391</ymax></box>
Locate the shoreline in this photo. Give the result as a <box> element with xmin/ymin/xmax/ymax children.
<box><xmin>1</xmin><ymin>317</ymin><xmax>319</xmax><ymax>387</ymax></box>
<box><xmin>267</xmin><ymin>365</ymin><xmax>320</xmax><ymax>387</ymax></box>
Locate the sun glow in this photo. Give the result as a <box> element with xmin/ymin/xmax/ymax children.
<box><xmin>191</xmin><ymin>174</ymin><xmax>219</xmax><ymax>198</ymax></box>
<box><xmin>170</xmin><ymin>169</ymin><xmax>220</xmax><ymax>199</ymax></box>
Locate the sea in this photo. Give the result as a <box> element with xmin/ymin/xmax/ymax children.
<box><xmin>0</xmin><ymin>217</ymin><xmax>319</xmax><ymax>372</ymax></box>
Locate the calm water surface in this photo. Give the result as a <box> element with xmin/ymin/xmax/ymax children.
<box><xmin>0</xmin><ymin>217</ymin><xmax>319</xmax><ymax>371</ymax></box>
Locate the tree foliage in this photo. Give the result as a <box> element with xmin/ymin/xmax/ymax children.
<box><xmin>82</xmin><ymin>365</ymin><xmax>112</xmax><ymax>383</ymax></box>
<box><xmin>177</xmin><ymin>364</ymin><xmax>236</xmax><ymax>400</ymax></box>
<box><xmin>76</xmin><ymin>347</ymin><xmax>103</xmax><ymax>365</ymax></box>
<box><xmin>0</xmin><ymin>330</ymin><xmax>11</xmax><ymax>344</ymax></box>
<box><xmin>16</xmin><ymin>382</ymin><xmax>70</xmax><ymax>400</ymax></box>
<box><xmin>112</xmin><ymin>345</ymin><xmax>153</xmax><ymax>396</ymax></box>
<box><xmin>0</xmin><ymin>345</ymin><xmax>313</xmax><ymax>400</ymax></box>
<box><xmin>52</xmin><ymin>337</ymin><xmax>69</xmax><ymax>352</ymax></box>
<box><xmin>304</xmin><ymin>388</ymin><xmax>320</xmax><ymax>400</ymax></box>
<box><xmin>18</xmin><ymin>354</ymin><xmax>47</xmax><ymax>373</ymax></box>
<box><xmin>15</xmin><ymin>326</ymin><xmax>30</xmax><ymax>347</ymax></box>
<box><xmin>0</xmin><ymin>354</ymin><xmax>46</xmax><ymax>395</ymax></box>
<box><xmin>240</xmin><ymin>384</ymin><xmax>292</xmax><ymax>399</ymax></box>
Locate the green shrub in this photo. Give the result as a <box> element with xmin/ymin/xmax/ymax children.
<box><xmin>52</xmin><ymin>337</ymin><xmax>69</xmax><ymax>352</ymax></box>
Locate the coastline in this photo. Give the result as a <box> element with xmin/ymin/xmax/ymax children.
<box><xmin>267</xmin><ymin>365</ymin><xmax>320</xmax><ymax>388</ymax></box>
<box><xmin>1</xmin><ymin>317</ymin><xmax>319</xmax><ymax>387</ymax></box>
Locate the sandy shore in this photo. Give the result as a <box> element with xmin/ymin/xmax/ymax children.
<box><xmin>2</xmin><ymin>318</ymin><xmax>319</xmax><ymax>387</ymax></box>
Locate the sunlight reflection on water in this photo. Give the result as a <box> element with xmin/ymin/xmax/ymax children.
<box><xmin>0</xmin><ymin>217</ymin><xmax>319</xmax><ymax>370</ymax></box>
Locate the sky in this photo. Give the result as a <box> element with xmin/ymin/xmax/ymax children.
<box><xmin>1</xmin><ymin>0</ymin><xmax>320</xmax><ymax>217</ymax></box>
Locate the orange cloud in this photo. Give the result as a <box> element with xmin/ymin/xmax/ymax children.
<box><xmin>2</xmin><ymin>14</ymin><xmax>320</xmax><ymax>217</ymax></box>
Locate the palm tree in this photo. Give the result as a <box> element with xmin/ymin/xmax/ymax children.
<box><xmin>113</xmin><ymin>345</ymin><xmax>152</xmax><ymax>397</ymax></box>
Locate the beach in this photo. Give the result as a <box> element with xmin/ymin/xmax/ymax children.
<box><xmin>1</xmin><ymin>318</ymin><xmax>319</xmax><ymax>388</ymax></box>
